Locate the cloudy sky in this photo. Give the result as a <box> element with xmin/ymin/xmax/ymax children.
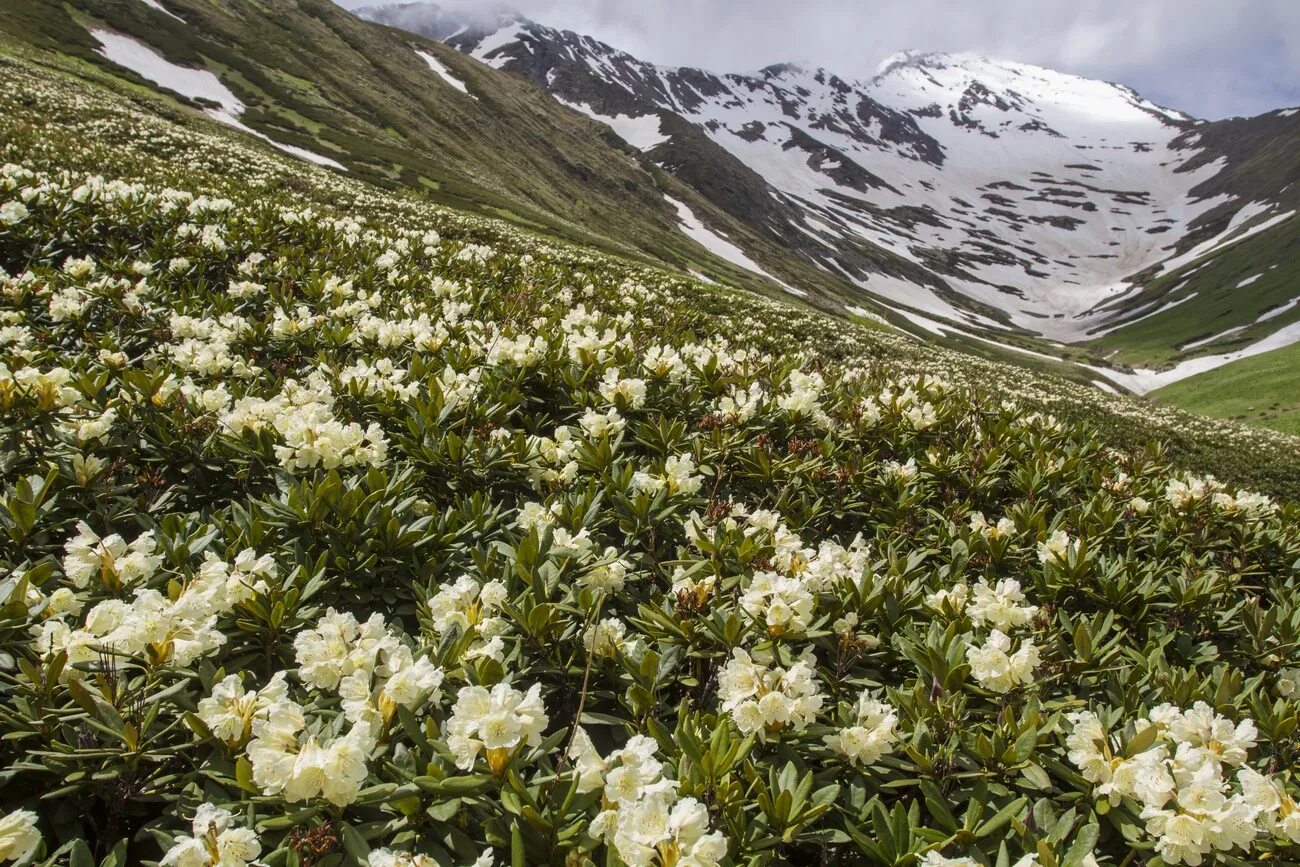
<box><xmin>339</xmin><ymin>0</ymin><xmax>1300</xmax><ymax>118</ymax></box>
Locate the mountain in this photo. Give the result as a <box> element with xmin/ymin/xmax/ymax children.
<box><xmin>3</xmin><ymin>0</ymin><xmax>871</xmax><ymax>315</ymax></box>
<box><xmin>360</xmin><ymin>2</ymin><xmax>1300</xmax><ymax>387</ymax></box>
<box><xmin>8</xmin><ymin>0</ymin><xmax>1298</xmax><ymax>427</ymax></box>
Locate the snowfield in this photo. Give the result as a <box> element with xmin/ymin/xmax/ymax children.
<box><xmin>415</xmin><ymin>49</ymin><xmax>476</xmax><ymax>99</ymax></box>
<box><xmin>90</xmin><ymin>29</ymin><xmax>346</xmax><ymax>170</ymax></box>
<box><xmin>556</xmin><ymin>98</ymin><xmax>667</xmax><ymax>151</ymax></box>
<box><xmin>666</xmin><ymin>196</ymin><xmax>807</xmax><ymax>296</ymax></box>
<box><xmin>436</xmin><ymin>20</ymin><xmax>1300</xmax><ymax>362</ymax></box>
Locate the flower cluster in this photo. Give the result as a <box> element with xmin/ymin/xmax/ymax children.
<box><xmin>0</xmin><ymin>58</ymin><xmax>1297</xmax><ymax>867</ymax></box>
<box><xmin>1067</xmin><ymin>703</ymin><xmax>1300</xmax><ymax>864</ymax></box>
<box><xmin>718</xmin><ymin>648</ymin><xmax>825</xmax><ymax>739</ymax></box>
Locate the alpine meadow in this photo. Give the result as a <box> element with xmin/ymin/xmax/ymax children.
<box><xmin>0</xmin><ymin>2</ymin><xmax>1299</xmax><ymax>867</ymax></box>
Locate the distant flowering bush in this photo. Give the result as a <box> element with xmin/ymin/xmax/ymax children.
<box><xmin>0</xmin><ymin>55</ymin><xmax>1296</xmax><ymax>867</ymax></box>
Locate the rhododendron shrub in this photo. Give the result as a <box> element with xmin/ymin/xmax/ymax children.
<box><xmin>0</xmin><ymin>56</ymin><xmax>1297</xmax><ymax>867</ymax></box>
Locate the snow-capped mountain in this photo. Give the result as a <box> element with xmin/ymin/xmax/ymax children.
<box><xmin>359</xmin><ymin>3</ymin><xmax>1300</xmax><ymax>358</ymax></box>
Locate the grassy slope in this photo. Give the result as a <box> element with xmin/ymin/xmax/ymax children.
<box><xmin>4</xmin><ymin>49</ymin><xmax>1300</xmax><ymax>500</ymax></box>
<box><xmin>9</xmin><ymin>2</ymin><xmax>1300</xmax><ymax>444</ymax></box>
<box><xmin>4</xmin><ymin>0</ymin><xmax>867</xmax><ymax>314</ymax></box>
<box><xmin>1151</xmin><ymin>340</ymin><xmax>1300</xmax><ymax>435</ymax></box>
<box><xmin>1083</xmin><ymin>215</ymin><xmax>1300</xmax><ymax>367</ymax></box>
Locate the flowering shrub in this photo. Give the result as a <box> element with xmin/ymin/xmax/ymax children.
<box><xmin>0</xmin><ymin>53</ymin><xmax>1297</xmax><ymax>867</ymax></box>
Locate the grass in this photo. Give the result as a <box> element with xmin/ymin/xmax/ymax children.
<box><xmin>1151</xmin><ymin>340</ymin><xmax>1300</xmax><ymax>435</ymax></box>
<box><xmin>1084</xmin><ymin>219</ymin><xmax>1300</xmax><ymax>368</ymax></box>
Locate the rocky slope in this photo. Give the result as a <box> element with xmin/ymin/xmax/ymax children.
<box><xmin>361</xmin><ymin>2</ymin><xmax>1300</xmax><ymax>375</ymax></box>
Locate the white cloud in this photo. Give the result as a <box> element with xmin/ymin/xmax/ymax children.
<box><xmin>339</xmin><ymin>0</ymin><xmax>1300</xmax><ymax>118</ymax></box>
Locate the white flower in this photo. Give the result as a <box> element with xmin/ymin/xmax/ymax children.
<box><xmin>1037</xmin><ymin>529</ymin><xmax>1077</xmax><ymax>564</ymax></box>
<box><xmin>918</xmin><ymin>852</ymin><xmax>979</xmax><ymax>867</ymax></box>
<box><xmin>969</xmin><ymin>512</ymin><xmax>1015</xmax><ymax>540</ymax></box>
<box><xmin>1164</xmin><ymin>701</ymin><xmax>1256</xmax><ymax>768</ymax></box>
<box><xmin>880</xmin><ymin>458</ymin><xmax>918</xmax><ymax>482</ymax></box>
<box><xmin>1278</xmin><ymin>668</ymin><xmax>1300</xmax><ymax>698</ymax></box>
<box><xmin>578</xmin><ymin>548</ymin><xmax>631</xmax><ymax>594</ymax></box>
<box><xmin>246</xmin><ymin>701</ymin><xmax>376</xmax><ymax>807</ymax></box>
<box><xmin>445</xmin><ymin>682</ymin><xmax>549</xmax><ymax>773</ymax></box>
<box><xmin>197</xmin><ymin>672</ymin><xmax>288</xmax><ymax>746</ymax></box>
<box><xmin>161</xmin><ymin>803</ymin><xmax>260</xmax><ymax>867</ymax></box>
<box><xmin>926</xmin><ymin>581</ymin><xmax>969</xmax><ymax>613</ymax></box>
<box><xmin>583</xmin><ymin>617</ymin><xmax>631</xmax><ymax>659</ymax></box>
<box><xmin>369</xmin><ymin>850</ymin><xmax>494</xmax><ymax>867</ymax></box>
<box><xmin>718</xmin><ymin>648</ymin><xmax>823</xmax><ymax>740</ymax></box>
<box><xmin>426</xmin><ymin>576</ymin><xmax>506</xmax><ymax>636</ymax></box>
<box><xmin>632</xmin><ymin>454</ymin><xmax>703</xmax><ymax>497</ymax></box>
<box><xmin>0</xmin><ymin>201</ymin><xmax>28</xmax><ymax>225</ymax></box>
<box><xmin>61</xmin><ymin>522</ymin><xmax>161</xmax><ymax>590</ymax></box>
<box><xmin>824</xmin><ymin>694</ymin><xmax>899</xmax><ymax>766</ymax></box>
<box><xmin>579</xmin><ymin>407</ymin><xmax>624</xmax><ymax>438</ymax></box>
<box><xmin>966</xmin><ymin>630</ymin><xmax>1039</xmax><ymax>693</ymax></box>
<box><xmin>740</xmin><ymin>571</ymin><xmax>815</xmax><ymax>637</ymax></box>
<box><xmin>567</xmin><ymin>727</ymin><xmax>608</xmax><ymax>794</ymax></box>
<box><xmin>0</xmin><ymin>809</ymin><xmax>40</xmax><ymax>863</ymax></box>
<box><xmin>965</xmin><ymin>578</ymin><xmax>1038</xmax><ymax>632</ymax></box>
<box><xmin>598</xmin><ymin>368</ymin><xmax>647</xmax><ymax>408</ymax></box>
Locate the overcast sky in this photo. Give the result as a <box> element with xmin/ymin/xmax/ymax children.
<box><xmin>339</xmin><ymin>0</ymin><xmax>1300</xmax><ymax>119</ymax></box>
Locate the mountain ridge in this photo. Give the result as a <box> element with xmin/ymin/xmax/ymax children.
<box><xmin>359</xmin><ymin>1</ymin><xmax>1300</xmax><ymax>388</ymax></box>
<box><xmin>6</xmin><ymin>0</ymin><xmax>1297</xmax><ymax>426</ymax></box>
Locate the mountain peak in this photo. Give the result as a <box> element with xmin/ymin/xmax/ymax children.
<box><xmin>874</xmin><ymin>49</ymin><xmax>988</xmax><ymax>76</ymax></box>
<box><xmin>872</xmin><ymin>49</ymin><xmax>1194</xmax><ymax>125</ymax></box>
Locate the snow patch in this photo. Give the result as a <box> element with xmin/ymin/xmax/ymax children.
<box><xmin>1236</xmin><ymin>273</ymin><xmax>1263</xmax><ymax>288</ymax></box>
<box><xmin>1181</xmin><ymin>325</ymin><xmax>1247</xmax><ymax>352</ymax></box>
<box><xmin>90</xmin><ymin>30</ymin><xmax>345</xmax><ymax>170</ymax></box>
<box><xmin>137</xmin><ymin>0</ymin><xmax>185</xmax><ymax>23</ymax></box>
<box><xmin>1257</xmin><ymin>297</ymin><xmax>1300</xmax><ymax>323</ymax></box>
<box><xmin>1157</xmin><ymin>203</ymin><xmax>1294</xmax><ymax>276</ymax></box>
<box><xmin>1088</xmin><ymin>291</ymin><xmax>1198</xmax><ymax>338</ymax></box>
<box><xmin>1086</xmin><ymin>319</ymin><xmax>1300</xmax><ymax>394</ymax></box>
<box><xmin>470</xmin><ymin>23</ymin><xmax>525</xmax><ymax>68</ymax></box>
<box><xmin>556</xmin><ymin>99</ymin><xmax>667</xmax><ymax>150</ymax></box>
<box><xmin>666</xmin><ymin>196</ymin><xmax>805</xmax><ymax>296</ymax></box>
<box><xmin>416</xmin><ymin>50</ymin><xmax>476</xmax><ymax>99</ymax></box>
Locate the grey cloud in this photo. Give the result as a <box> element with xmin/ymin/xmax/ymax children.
<box><xmin>338</xmin><ymin>0</ymin><xmax>1300</xmax><ymax>118</ymax></box>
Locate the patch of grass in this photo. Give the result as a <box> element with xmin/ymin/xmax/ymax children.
<box><xmin>1085</xmin><ymin>213</ymin><xmax>1300</xmax><ymax>368</ymax></box>
<box><xmin>1152</xmin><ymin>340</ymin><xmax>1300</xmax><ymax>435</ymax></box>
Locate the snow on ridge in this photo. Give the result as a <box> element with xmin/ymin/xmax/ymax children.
<box><xmin>470</xmin><ymin>23</ymin><xmax>526</xmax><ymax>68</ymax></box>
<box><xmin>666</xmin><ymin>196</ymin><xmax>806</xmax><ymax>296</ymax></box>
<box><xmin>556</xmin><ymin>98</ymin><xmax>667</xmax><ymax>150</ymax></box>
<box><xmin>512</xmin><ymin>30</ymin><xmax>1228</xmax><ymax>340</ymax></box>
<box><xmin>872</xmin><ymin>49</ymin><xmax>1190</xmax><ymax>124</ymax></box>
<box><xmin>416</xmin><ymin>50</ymin><xmax>476</xmax><ymax>99</ymax></box>
<box><xmin>1181</xmin><ymin>325</ymin><xmax>1248</xmax><ymax>352</ymax></box>
<box><xmin>90</xmin><ymin>30</ymin><xmax>345</xmax><ymax>170</ymax></box>
<box><xmin>429</xmin><ymin>21</ymin><xmax>1277</xmax><ymax>343</ymax></box>
<box><xmin>1088</xmin><ymin>291</ymin><xmax>1199</xmax><ymax>339</ymax></box>
<box><xmin>1157</xmin><ymin>203</ymin><xmax>1295</xmax><ymax>276</ymax></box>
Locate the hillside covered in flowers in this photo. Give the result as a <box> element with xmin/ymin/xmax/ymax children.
<box><xmin>0</xmin><ymin>47</ymin><xmax>1298</xmax><ymax>867</ymax></box>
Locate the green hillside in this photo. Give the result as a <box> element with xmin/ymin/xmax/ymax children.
<box><xmin>1152</xmin><ymin>341</ymin><xmax>1300</xmax><ymax>435</ymax></box>
<box><xmin>1</xmin><ymin>24</ymin><xmax>1300</xmax><ymax>867</ymax></box>
<box><xmin>0</xmin><ymin>0</ymin><xmax>924</xmax><ymax>319</ymax></box>
<box><xmin>1079</xmin><ymin>111</ymin><xmax>1300</xmax><ymax>370</ymax></box>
